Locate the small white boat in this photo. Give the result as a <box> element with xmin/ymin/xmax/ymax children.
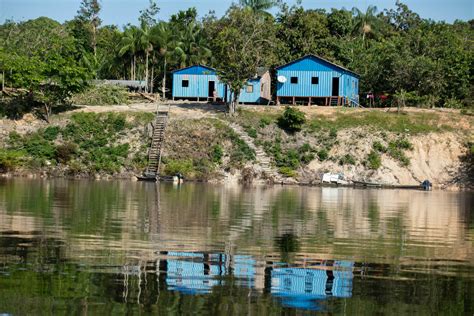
<box><xmin>322</xmin><ymin>173</ymin><xmax>349</xmax><ymax>185</ymax></box>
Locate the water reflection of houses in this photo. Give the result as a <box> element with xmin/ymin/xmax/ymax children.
<box><xmin>159</xmin><ymin>251</ymin><xmax>353</xmax><ymax>310</ymax></box>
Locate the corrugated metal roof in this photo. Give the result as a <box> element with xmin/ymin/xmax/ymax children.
<box><xmin>171</xmin><ymin>64</ymin><xmax>216</xmax><ymax>75</ymax></box>
<box><xmin>276</xmin><ymin>54</ymin><xmax>360</xmax><ymax>78</ymax></box>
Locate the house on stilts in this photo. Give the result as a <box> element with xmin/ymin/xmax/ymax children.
<box><xmin>172</xmin><ymin>65</ymin><xmax>271</xmax><ymax>104</ymax></box>
<box><xmin>276</xmin><ymin>55</ymin><xmax>360</xmax><ymax>106</ymax></box>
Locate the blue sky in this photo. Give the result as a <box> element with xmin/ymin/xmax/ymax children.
<box><xmin>1</xmin><ymin>0</ymin><xmax>473</xmax><ymax>27</ymax></box>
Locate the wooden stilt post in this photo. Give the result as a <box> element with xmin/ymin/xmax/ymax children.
<box><xmin>277</xmin><ymin>96</ymin><xmax>280</xmax><ymax>106</ymax></box>
<box><xmin>292</xmin><ymin>96</ymin><xmax>296</xmax><ymax>105</ymax></box>
<box><xmin>308</xmin><ymin>97</ymin><xmax>312</xmax><ymax>106</ymax></box>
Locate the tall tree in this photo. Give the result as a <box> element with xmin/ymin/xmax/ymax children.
<box><xmin>119</xmin><ymin>26</ymin><xmax>140</xmax><ymax>81</ymax></box>
<box><xmin>151</xmin><ymin>22</ymin><xmax>176</xmax><ymax>98</ymax></box>
<box><xmin>352</xmin><ymin>5</ymin><xmax>379</xmax><ymax>43</ymax></box>
<box><xmin>239</xmin><ymin>0</ymin><xmax>281</xmax><ymax>14</ymax></box>
<box><xmin>212</xmin><ymin>7</ymin><xmax>277</xmax><ymax>114</ymax></box>
<box><xmin>138</xmin><ymin>21</ymin><xmax>154</xmax><ymax>92</ymax></box>
<box><xmin>76</xmin><ymin>0</ymin><xmax>101</xmax><ymax>58</ymax></box>
<box><xmin>139</xmin><ymin>0</ymin><xmax>160</xmax><ymax>27</ymax></box>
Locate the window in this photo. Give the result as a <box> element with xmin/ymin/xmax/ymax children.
<box><xmin>311</xmin><ymin>77</ymin><xmax>319</xmax><ymax>85</ymax></box>
<box><xmin>182</xmin><ymin>80</ymin><xmax>189</xmax><ymax>88</ymax></box>
<box><xmin>290</xmin><ymin>77</ymin><xmax>298</xmax><ymax>84</ymax></box>
<box><xmin>246</xmin><ymin>85</ymin><xmax>253</xmax><ymax>93</ymax></box>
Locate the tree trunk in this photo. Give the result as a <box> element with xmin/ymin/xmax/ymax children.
<box><xmin>92</xmin><ymin>25</ymin><xmax>97</xmax><ymax>58</ymax></box>
<box><xmin>162</xmin><ymin>57</ymin><xmax>167</xmax><ymax>100</ymax></box>
<box><xmin>229</xmin><ymin>90</ymin><xmax>239</xmax><ymax>116</ymax></box>
<box><xmin>133</xmin><ymin>55</ymin><xmax>137</xmax><ymax>81</ymax></box>
<box><xmin>44</xmin><ymin>104</ymin><xmax>51</xmax><ymax>123</ymax></box>
<box><xmin>130</xmin><ymin>60</ymin><xmax>133</xmax><ymax>81</ymax></box>
<box><xmin>150</xmin><ymin>65</ymin><xmax>154</xmax><ymax>94</ymax></box>
<box><xmin>145</xmin><ymin>50</ymin><xmax>149</xmax><ymax>93</ymax></box>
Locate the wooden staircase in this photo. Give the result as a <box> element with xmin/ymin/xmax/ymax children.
<box><xmin>143</xmin><ymin>107</ymin><xmax>170</xmax><ymax>179</ymax></box>
<box><xmin>329</xmin><ymin>96</ymin><xmax>340</xmax><ymax>106</ymax></box>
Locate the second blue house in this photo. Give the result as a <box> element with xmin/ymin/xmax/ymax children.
<box><xmin>276</xmin><ymin>55</ymin><xmax>360</xmax><ymax>106</ymax></box>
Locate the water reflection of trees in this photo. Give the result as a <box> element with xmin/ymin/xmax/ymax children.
<box><xmin>0</xmin><ymin>179</ymin><xmax>472</xmax><ymax>264</ymax></box>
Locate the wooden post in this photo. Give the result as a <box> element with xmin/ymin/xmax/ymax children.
<box><xmin>276</xmin><ymin>96</ymin><xmax>280</xmax><ymax>106</ymax></box>
<box><xmin>292</xmin><ymin>96</ymin><xmax>296</xmax><ymax>105</ymax></box>
<box><xmin>308</xmin><ymin>97</ymin><xmax>312</xmax><ymax>106</ymax></box>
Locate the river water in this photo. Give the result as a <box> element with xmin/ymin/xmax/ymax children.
<box><xmin>0</xmin><ymin>178</ymin><xmax>472</xmax><ymax>314</ymax></box>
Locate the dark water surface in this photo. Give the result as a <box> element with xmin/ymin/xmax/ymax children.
<box><xmin>0</xmin><ymin>179</ymin><xmax>472</xmax><ymax>315</ymax></box>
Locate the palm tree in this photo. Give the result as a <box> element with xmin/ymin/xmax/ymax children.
<box><xmin>119</xmin><ymin>25</ymin><xmax>140</xmax><ymax>80</ymax></box>
<box><xmin>239</xmin><ymin>0</ymin><xmax>281</xmax><ymax>14</ymax></box>
<box><xmin>352</xmin><ymin>5</ymin><xmax>379</xmax><ymax>43</ymax></box>
<box><xmin>138</xmin><ymin>21</ymin><xmax>154</xmax><ymax>92</ymax></box>
<box><xmin>174</xmin><ymin>22</ymin><xmax>211</xmax><ymax>68</ymax></box>
<box><xmin>151</xmin><ymin>22</ymin><xmax>177</xmax><ymax>98</ymax></box>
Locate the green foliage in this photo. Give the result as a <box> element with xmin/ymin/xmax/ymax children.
<box><xmin>308</xmin><ymin>111</ymin><xmax>450</xmax><ymax>134</ymax></box>
<box><xmin>0</xmin><ymin>18</ymin><xmax>92</xmax><ymax>121</ymax></box>
<box><xmin>317</xmin><ymin>149</ymin><xmax>329</xmax><ymax>161</ymax></box>
<box><xmin>373</xmin><ymin>141</ymin><xmax>387</xmax><ymax>153</ymax></box>
<box><xmin>225</xmin><ymin>129</ymin><xmax>256</xmax><ymax>165</ymax></box>
<box><xmin>387</xmin><ymin>139</ymin><xmax>412</xmax><ymax>166</ymax></box>
<box><xmin>3</xmin><ymin>112</ymin><xmax>135</xmax><ymax>173</ymax></box>
<box><xmin>0</xmin><ymin>149</ymin><xmax>24</xmax><ymax>172</ymax></box>
<box><xmin>244</xmin><ymin>126</ymin><xmax>258</xmax><ymax>138</ymax></box>
<box><xmin>55</xmin><ymin>143</ymin><xmax>78</xmax><ymax>163</ymax></box>
<box><xmin>279</xmin><ymin>166</ymin><xmax>296</xmax><ymax>178</ymax></box>
<box><xmin>277</xmin><ymin>106</ymin><xmax>306</xmax><ymax>133</ymax></box>
<box><xmin>43</xmin><ymin>126</ymin><xmax>61</xmax><ymax>141</ymax></box>
<box><xmin>71</xmin><ymin>84</ymin><xmax>130</xmax><ymax>105</ymax></box>
<box><xmin>211</xmin><ymin>144</ymin><xmax>224</xmax><ymax>164</ymax></box>
<box><xmin>210</xmin><ymin>6</ymin><xmax>278</xmax><ymax>113</ymax></box>
<box><xmin>366</xmin><ymin>150</ymin><xmax>382</xmax><ymax>170</ymax></box>
<box><xmin>340</xmin><ymin>154</ymin><xmax>356</xmax><ymax>165</ymax></box>
<box><xmin>259</xmin><ymin>117</ymin><xmax>272</xmax><ymax>128</ymax></box>
<box><xmin>164</xmin><ymin>159</ymin><xmax>194</xmax><ymax>176</ymax></box>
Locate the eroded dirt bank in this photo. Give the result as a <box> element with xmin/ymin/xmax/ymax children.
<box><xmin>0</xmin><ymin>104</ymin><xmax>472</xmax><ymax>190</ymax></box>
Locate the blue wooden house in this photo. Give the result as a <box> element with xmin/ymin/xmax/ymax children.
<box><xmin>276</xmin><ymin>55</ymin><xmax>360</xmax><ymax>106</ymax></box>
<box><xmin>172</xmin><ymin>65</ymin><xmax>271</xmax><ymax>104</ymax></box>
<box><xmin>172</xmin><ymin>65</ymin><xmax>227</xmax><ymax>102</ymax></box>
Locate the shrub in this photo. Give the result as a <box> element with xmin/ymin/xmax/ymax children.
<box><xmin>246</xmin><ymin>127</ymin><xmax>258</xmax><ymax>138</ymax></box>
<box><xmin>43</xmin><ymin>126</ymin><xmax>61</xmax><ymax>141</ymax></box>
<box><xmin>329</xmin><ymin>128</ymin><xmax>338</xmax><ymax>138</ymax></box>
<box><xmin>164</xmin><ymin>159</ymin><xmax>194</xmax><ymax>176</ymax></box>
<box><xmin>317</xmin><ymin>149</ymin><xmax>329</xmax><ymax>161</ymax></box>
<box><xmin>227</xmin><ymin>130</ymin><xmax>255</xmax><ymax>164</ymax></box>
<box><xmin>0</xmin><ymin>149</ymin><xmax>24</xmax><ymax>172</ymax></box>
<box><xmin>373</xmin><ymin>141</ymin><xmax>387</xmax><ymax>153</ymax></box>
<box><xmin>259</xmin><ymin>117</ymin><xmax>272</xmax><ymax>128</ymax></box>
<box><xmin>211</xmin><ymin>144</ymin><xmax>224</xmax><ymax>164</ymax></box>
<box><xmin>277</xmin><ymin>106</ymin><xmax>306</xmax><ymax>133</ymax></box>
<box><xmin>387</xmin><ymin>138</ymin><xmax>412</xmax><ymax>166</ymax></box>
<box><xmin>444</xmin><ymin>98</ymin><xmax>463</xmax><ymax>109</ymax></box>
<box><xmin>55</xmin><ymin>143</ymin><xmax>77</xmax><ymax>163</ymax></box>
<box><xmin>71</xmin><ymin>84</ymin><xmax>129</xmax><ymax>105</ymax></box>
<box><xmin>366</xmin><ymin>151</ymin><xmax>382</xmax><ymax>170</ymax></box>
<box><xmin>339</xmin><ymin>154</ymin><xmax>356</xmax><ymax>165</ymax></box>
<box><xmin>279</xmin><ymin>166</ymin><xmax>296</xmax><ymax>178</ymax></box>
<box><xmin>298</xmin><ymin>143</ymin><xmax>312</xmax><ymax>153</ymax></box>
